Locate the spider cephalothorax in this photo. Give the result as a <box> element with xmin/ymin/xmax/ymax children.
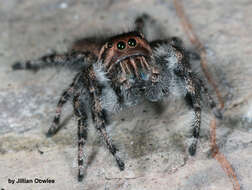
<box><xmin>12</xmin><ymin>14</ymin><xmax>220</xmax><ymax>181</ymax></box>
<box><xmin>98</xmin><ymin>32</ymin><xmax>156</xmax><ymax>88</ymax></box>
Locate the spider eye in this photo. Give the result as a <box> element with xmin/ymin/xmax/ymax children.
<box><xmin>117</xmin><ymin>41</ymin><xmax>126</xmax><ymax>50</ymax></box>
<box><xmin>107</xmin><ymin>42</ymin><xmax>113</xmax><ymax>48</ymax></box>
<box><xmin>128</xmin><ymin>38</ymin><xmax>136</xmax><ymax>47</ymax></box>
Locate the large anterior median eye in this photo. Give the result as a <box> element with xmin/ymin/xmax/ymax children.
<box><xmin>128</xmin><ymin>38</ymin><xmax>136</xmax><ymax>47</ymax></box>
<box><xmin>117</xmin><ymin>41</ymin><xmax>126</xmax><ymax>50</ymax></box>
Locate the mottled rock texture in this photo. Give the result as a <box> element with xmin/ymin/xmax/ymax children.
<box><xmin>0</xmin><ymin>0</ymin><xmax>251</xmax><ymax>190</ymax></box>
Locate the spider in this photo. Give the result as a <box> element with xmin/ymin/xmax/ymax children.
<box><xmin>12</xmin><ymin>14</ymin><xmax>221</xmax><ymax>181</ymax></box>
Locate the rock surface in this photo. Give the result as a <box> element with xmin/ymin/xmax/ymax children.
<box><xmin>0</xmin><ymin>0</ymin><xmax>251</xmax><ymax>189</ymax></box>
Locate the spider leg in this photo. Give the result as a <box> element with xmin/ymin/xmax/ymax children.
<box><xmin>47</xmin><ymin>86</ymin><xmax>74</xmax><ymax>136</ymax></box>
<box><xmin>150</xmin><ymin>37</ymin><xmax>183</xmax><ymax>49</ymax></box>
<box><xmin>184</xmin><ymin>74</ymin><xmax>222</xmax><ymax>155</ymax></box>
<box><xmin>73</xmin><ymin>93</ymin><xmax>88</xmax><ymax>181</ymax></box>
<box><xmin>89</xmin><ymin>80</ymin><xmax>125</xmax><ymax>171</ymax></box>
<box><xmin>150</xmin><ymin>37</ymin><xmax>200</xmax><ymax>61</ymax></box>
<box><xmin>134</xmin><ymin>13</ymin><xmax>200</xmax><ymax>61</ymax></box>
<box><xmin>134</xmin><ymin>13</ymin><xmax>166</xmax><ymax>40</ymax></box>
<box><xmin>96</xmin><ymin>114</ymin><xmax>124</xmax><ymax>171</ymax></box>
<box><xmin>47</xmin><ymin>72</ymin><xmax>82</xmax><ymax>136</ymax></box>
<box><xmin>197</xmin><ymin>78</ymin><xmax>223</xmax><ymax>119</ymax></box>
<box><xmin>12</xmin><ymin>51</ymin><xmax>97</xmax><ymax>71</ymax></box>
<box><xmin>161</xmin><ymin>43</ymin><xmax>219</xmax><ymax>155</ymax></box>
<box><xmin>77</xmin><ymin>117</ymin><xmax>88</xmax><ymax>181</ymax></box>
<box><xmin>173</xmin><ymin>53</ymin><xmax>202</xmax><ymax>156</ymax></box>
<box><xmin>134</xmin><ymin>13</ymin><xmax>150</xmax><ymax>34</ymax></box>
<box><xmin>182</xmin><ymin>72</ymin><xmax>202</xmax><ymax>156</ymax></box>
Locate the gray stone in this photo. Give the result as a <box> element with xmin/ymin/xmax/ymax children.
<box><xmin>0</xmin><ymin>0</ymin><xmax>251</xmax><ymax>189</ymax></box>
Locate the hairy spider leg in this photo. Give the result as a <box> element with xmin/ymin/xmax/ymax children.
<box><xmin>47</xmin><ymin>72</ymin><xmax>82</xmax><ymax>136</ymax></box>
<box><xmin>47</xmin><ymin>86</ymin><xmax>74</xmax><ymax>136</ymax></box>
<box><xmin>134</xmin><ymin>14</ymin><xmax>149</xmax><ymax>34</ymax></box>
<box><xmin>73</xmin><ymin>93</ymin><xmax>88</xmax><ymax>181</ymax></box>
<box><xmin>197</xmin><ymin>78</ymin><xmax>223</xmax><ymax>118</ymax></box>
<box><xmin>12</xmin><ymin>51</ymin><xmax>97</xmax><ymax>71</ymax></box>
<box><xmin>135</xmin><ymin>14</ymin><xmax>201</xmax><ymax>63</ymax></box>
<box><xmin>77</xmin><ymin>118</ymin><xmax>88</xmax><ymax>181</ymax></box>
<box><xmin>183</xmin><ymin>72</ymin><xmax>202</xmax><ymax>156</ymax></box>
<box><xmin>89</xmin><ymin>77</ymin><xmax>125</xmax><ymax>171</ymax></box>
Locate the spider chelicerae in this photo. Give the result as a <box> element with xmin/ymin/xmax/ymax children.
<box><xmin>12</xmin><ymin>14</ymin><xmax>221</xmax><ymax>181</ymax></box>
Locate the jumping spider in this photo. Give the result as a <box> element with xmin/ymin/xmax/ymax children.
<box><xmin>12</xmin><ymin>14</ymin><xmax>220</xmax><ymax>181</ymax></box>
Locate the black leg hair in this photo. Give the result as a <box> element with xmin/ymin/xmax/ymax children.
<box><xmin>12</xmin><ymin>51</ymin><xmax>97</xmax><ymax>71</ymax></box>
<box><xmin>183</xmin><ymin>72</ymin><xmax>202</xmax><ymax>156</ymax></box>
<box><xmin>150</xmin><ymin>37</ymin><xmax>200</xmax><ymax>62</ymax></box>
<box><xmin>134</xmin><ymin>13</ymin><xmax>166</xmax><ymax>40</ymax></box>
<box><xmin>197</xmin><ymin>78</ymin><xmax>223</xmax><ymax>119</ymax></box>
<box><xmin>170</xmin><ymin>43</ymin><xmax>219</xmax><ymax>155</ymax></box>
<box><xmin>73</xmin><ymin>94</ymin><xmax>88</xmax><ymax>181</ymax></box>
<box><xmin>150</xmin><ymin>37</ymin><xmax>183</xmax><ymax>49</ymax></box>
<box><xmin>96</xmin><ymin>122</ymin><xmax>125</xmax><ymax>170</ymax></box>
<box><xmin>47</xmin><ymin>72</ymin><xmax>82</xmax><ymax>136</ymax></box>
<box><xmin>134</xmin><ymin>14</ymin><xmax>150</xmax><ymax>34</ymax></box>
<box><xmin>89</xmin><ymin>79</ymin><xmax>125</xmax><ymax>171</ymax></box>
<box><xmin>174</xmin><ymin>58</ymin><xmax>202</xmax><ymax>156</ymax></box>
<box><xmin>47</xmin><ymin>86</ymin><xmax>74</xmax><ymax>136</ymax></box>
<box><xmin>77</xmin><ymin>118</ymin><xmax>88</xmax><ymax>181</ymax></box>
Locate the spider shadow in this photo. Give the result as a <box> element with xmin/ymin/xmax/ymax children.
<box><xmin>145</xmin><ymin>100</ymin><xmax>167</xmax><ymax>115</ymax></box>
<box><xmin>120</xmin><ymin>100</ymin><xmax>170</xmax><ymax>157</ymax></box>
<box><xmin>46</xmin><ymin>113</ymin><xmax>74</xmax><ymax>137</ymax></box>
<box><xmin>81</xmin><ymin>145</ymin><xmax>99</xmax><ymax>180</ymax></box>
<box><xmin>48</xmin><ymin>112</ymin><xmax>99</xmax><ymax>181</ymax></box>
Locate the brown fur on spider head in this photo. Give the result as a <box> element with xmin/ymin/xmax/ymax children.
<box><xmin>98</xmin><ymin>31</ymin><xmax>153</xmax><ymax>80</ymax></box>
